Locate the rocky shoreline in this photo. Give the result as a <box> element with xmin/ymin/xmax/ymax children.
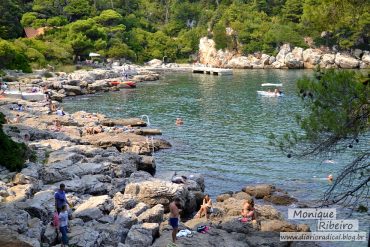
<box><xmin>199</xmin><ymin>37</ymin><xmax>370</xmax><ymax>69</ymax></box>
<box><xmin>0</xmin><ymin>68</ymin><xmax>316</xmax><ymax>247</ymax></box>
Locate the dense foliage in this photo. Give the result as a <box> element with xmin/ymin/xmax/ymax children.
<box><xmin>0</xmin><ymin>112</ymin><xmax>31</xmax><ymax>171</ymax></box>
<box><xmin>0</xmin><ymin>0</ymin><xmax>369</xmax><ymax>71</ymax></box>
<box><xmin>270</xmin><ymin>70</ymin><xmax>369</xmax><ymax>210</ymax></box>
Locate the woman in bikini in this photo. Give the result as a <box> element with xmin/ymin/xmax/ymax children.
<box><xmin>195</xmin><ymin>194</ymin><xmax>212</xmax><ymax>219</ymax></box>
<box><xmin>241</xmin><ymin>198</ymin><xmax>256</xmax><ymax>222</ymax></box>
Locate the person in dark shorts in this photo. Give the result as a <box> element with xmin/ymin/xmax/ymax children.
<box><xmin>169</xmin><ymin>198</ymin><xmax>182</xmax><ymax>244</ymax></box>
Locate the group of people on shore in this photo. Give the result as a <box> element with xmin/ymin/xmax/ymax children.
<box><xmin>168</xmin><ymin>192</ymin><xmax>256</xmax><ymax>246</ymax></box>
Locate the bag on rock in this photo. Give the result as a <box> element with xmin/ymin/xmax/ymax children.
<box><xmin>53</xmin><ymin>211</ymin><xmax>59</xmax><ymax>228</ymax></box>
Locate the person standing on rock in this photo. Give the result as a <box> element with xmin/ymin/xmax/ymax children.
<box><xmin>169</xmin><ymin>198</ymin><xmax>182</xmax><ymax>245</ymax></box>
<box><xmin>55</xmin><ymin>184</ymin><xmax>69</xmax><ymax>214</ymax></box>
<box><xmin>58</xmin><ymin>204</ymin><xmax>69</xmax><ymax>247</ymax></box>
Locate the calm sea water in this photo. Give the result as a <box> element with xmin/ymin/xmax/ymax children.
<box><xmin>63</xmin><ymin>70</ymin><xmax>368</xmax><ymax>246</ymax></box>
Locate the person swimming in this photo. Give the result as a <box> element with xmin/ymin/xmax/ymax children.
<box><xmin>176</xmin><ymin>117</ymin><xmax>184</xmax><ymax>125</ymax></box>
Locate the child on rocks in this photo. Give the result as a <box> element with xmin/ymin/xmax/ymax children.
<box><xmin>59</xmin><ymin>204</ymin><xmax>69</xmax><ymax>247</ymax></box>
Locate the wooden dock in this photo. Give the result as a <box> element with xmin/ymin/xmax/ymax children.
<box><xmin>192</xmin><ymin>66</ymin><xmax>233</xmax><ymax>76</ymax></box>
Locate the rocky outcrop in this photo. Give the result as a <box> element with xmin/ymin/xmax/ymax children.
<box><xmin>335</xmin><ymin>53</ymin><xmax>360</xmax><ymax>68</ymax></box>
<box><xmin>198</xmin><ymin>37</ymin><xmax>369</xmax><ymax>69</ymax></box>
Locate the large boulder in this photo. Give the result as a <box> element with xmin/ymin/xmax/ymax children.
<box><xmin>303</xmin><ymin>49</ymin><xmax>322</xmax><ymax>68</ymax></box>
<box><xmin>124</xmin><ymin>179</ymin><xmax>188</xmax><ymax>212</ymax></box>
<box><xmin>0</xmin><ymin>227</ymin><xmax>39</xmax><ymax>247</ymax></box>
<box><xmin>227</xmin><ymin>56</ymin><xmax>252</xmax><ymax>69</ymax></box>
<box><xmin>242</xmin><ymin>184</ymin><xmax>275</xmax><ymax>199</ymax></box>
<box><xmin>62</xmin><ymin>85</ymin><xmax>83</xmax><ymax>96</ymax></box>
<box><xmin>73</xmin><ymin>195</ymin><xmax>113</xmax><ymax>221</ymax></box>
<box><xmin>125</xmin><ymin>224</ymin><xmax>153</xmax><ymax>247</ymax></box>
<box><xmin>68</xmin><ymin>225</ymin><xmax>102</xmax><ymax>247</ymax></box>
<box><xmin>335</xmin><ymin>53</ymin><xmax>359</xmax><ymax>68</ymax></box>
<box><xmin>113</xmin><ymin>192</ymin><xmax>138</xmax><ymax>211</ymax></box>
<box><xmin>22</xmin><ymin>190</ymin><xmax>55</xmax><ymax>223</ymax></box>
<box><xmin>284</xmin><ymin>47</ymin><xmax>304</xmax><ymax>68</ymax></box>
<box><xmin>137</xmin><ymin>204</ymin><xmax>164</xmax><ymax>223</ymax></box>
<box><xmin>88</xmin><ymin>80</ymin><xmax>110</xmax><ymax>92</ymax></box>
<box><xmin>263</xmin><ymin>192</ymin><xmax>297</xmax><ymax>205</ymax></box>
<box><xmin>260</xmin><ymin>219</ymin><xmax>309</xmax><ymax>232</ymax></box>
<box><xmin>320</xmin><ymin>54</ymin><xmax>336</xmax><ymax>68</ymax></box>
<box><xmin>146</xmin><ymin>59</ymin><xmax>163</xmax><ymax>67</ymax></box>
<box><xmin>276</xmin><ymin>44</ymin><xmax>291</xmax><ymax>64</ymax></box>
<box><xmin>362</xmin><ymin>51</ymin><xmax>370</xmax><ymax>64</ymax></box>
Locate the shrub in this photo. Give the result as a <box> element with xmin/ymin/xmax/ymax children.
<box><xmin>0</xmin><ymin>112</ymin><xmax>30</xmax><ymax>171</ymax></box>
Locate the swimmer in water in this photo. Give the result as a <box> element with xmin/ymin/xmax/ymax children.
<box><xmin>327</xmin><ymin>174</ymin><xmax>333</xmax><ymax>181</ymax></box>
<box><xmin>176</xmin><ymin>117</ymin><xmax>184</xmax><ymax>125</ymax></box>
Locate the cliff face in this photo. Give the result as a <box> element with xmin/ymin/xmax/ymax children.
<box><xmin>198</xmin><ymin>37</ymin><xmax>370</xmax><ymax>69</ymax></box>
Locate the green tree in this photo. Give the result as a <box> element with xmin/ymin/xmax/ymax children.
<box><xmin>0</xmin><ymin>39</ymin><xmax>31</xmax><ymax>72</ymax></box>
<box><xmin>63</xmin><ymin>0</ymin><xmax>91</xmax><ymax>21</ymax></box>
<box><xmin>282</xmin><ymin>0</ymin><xmax>303</xmax><ymax>23</ymax></box>
<box><xmin>0</xmin><ymin>0</ymin><xmax>23</xmax><ymax>39</ymax></box>
<box><xmin>271</xmin><ymin>70</ymin><xmax>369</xmax><ymax>210</ymax></box>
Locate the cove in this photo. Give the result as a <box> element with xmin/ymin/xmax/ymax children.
<box><xmin>63</xmin><ymin>69</ymin><xmax>352</xmax><ymax>202</ymax></box>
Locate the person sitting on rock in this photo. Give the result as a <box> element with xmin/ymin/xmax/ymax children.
<box><xmin>195</xmin><ymin>194</ymin><xmax>213</xmax><ymax>219</ymax></box>
<box><xmin>52</xmin><ymin>119</ymin><xmax>62</xmax><ymax>132</ymax></box>
<box><xmin>241</xmin><ymin>198</ymin><xmax>256</xmax><ymax>223</ymax></box>
<box><xmin>56</xmin><ymin>107</ymin><xmax>66</xmax><ymax>116</ymax></box>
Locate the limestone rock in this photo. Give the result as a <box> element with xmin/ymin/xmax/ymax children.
<box><xmin>276</xmin><ymin>44</ymin><xmax>291</xmax><ymax>64</ymax></box>
<box><xmin>303</xmin><ymin>49</ymin><xmax>322</xmax><ymax>68</ymax></box>
<box><xmin>335</xmin><ymin>53</ymin><xmax>359</xmax><ymax>68</ymax></box>
<box><xmin>125</xmin><ymin>224</ymin><xmax>153</xmax><ymax>247</ymax></box>
<box><xmin>43</xmin><ymin>223</ymin><xmax>58</xmax><ymax>245</ymax></box>
<box><xmin>146</xmin><ymin>59</ymin><xmax>163</xmax><ymax>67</ymax></box>
<box><xmin>255</xmin><ymin>205</ymin><xmax>282</xmax><ymax>221</ymax></box>
<box><xmin>0</xmin><ymin>181</ymin><xmax>10</xmax><ymax>197</ymax></box>
<box><xmin>138</xmin><ymin>155</ymin><xmax>156</xmax><ymax>175</ymax></box>
<box><xmin>284</xmin><ymin>47</ymin><xmax>304</xmax><ymax>68</ymax></box>
<box><xmin>227</xmin><ymin>56</ymin><xmax>252</xmax><ymax>69</ymax></box>
<box><xmin>124</xmin><ymin>179</ymin><xmax>188</xmax><ymax>212</ymax></box>
<box><xmin>114</xmin><ymin>209</ymin><xmax>138</xmax><ymax>229</ymax></box>
<box><xmin>130</xmin><ymin>202</ymin><xmax>149</xmax><ymax>216</ymax></box>
<box><xmin>0</xmin><ymin>226</ymin><xmax>39</xmax><ymax>247</ymax></box>
<box><xmin>216</xmin><ymin>193</ymin><xmax>232</xmax><ymax>202</ymax></box>
<box><xmin>73</xmin><ymin>195</ymin><xmax>112</xmax><ymax>221</ymax></box>
<box><xmin>320</xmin><ymin>54</ymin><xmax>336</xmax><ymax>68</ymax></box>
<box><xmin>63</xmin><ymin>85</ymin><xmax>82</xmax><ymax>96</ymax></box>
<box><xmin>137</xmin><ymin>204</ymin><xmax>164</xmax><ymax>223</ymax></box>
<box><xmin>113</xmin><ymin>192</ymin><xmax>138</xmax><ymax>210</ymax></box>
<box><xmin>0</xmin><ymin>205</ymin><xmax>30</xmax><ymax>234</ymax></box>
<box><xmin>263</xmin><ymin>192</ymin><xmax>297</xmax><ymax>205</ymax></box>
<box><xmin>68</xmin><ymin>225</ymin><xmax>102</xmax><ymax>247</ymax></box>
<box><xmin>22</xmin><ymin>190</ymin><xmax>55</xmax><ymax>223</ymax></box>
<box><xmin>362</xmin><ymin>51</ymin><xmax>370</xmax><ymax>64</ymax></box>
<box><xmin>260</xmin><ymin>219</ymin><xmax>301</xmax><ymax>232</ymax></box>
<box><xmin>242</xmin><ymin>184</ymin><xmax>275</xmax><ymax>199</ymax></box>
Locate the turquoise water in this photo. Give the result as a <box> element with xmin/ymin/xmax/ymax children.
<box><xmin>63</xmin><ymin>70</ymin><xmax>368</xmax><ymax>246</ymax></box>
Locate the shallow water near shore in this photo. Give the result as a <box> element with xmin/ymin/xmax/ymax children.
<box><xmin>63</xmin><ymin>70</ymin><xmax>368</xmax><ymax>246</ymax></box>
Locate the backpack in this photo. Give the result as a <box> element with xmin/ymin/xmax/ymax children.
<box><xmin>196</xmin><ymin>225</ymin><xmax>206</xmax><ymax>233</ymax></box>
<box><xmin>53</xmin><ymin>211</ymin><xmax>59</xmax><ymax>228</ymax></box>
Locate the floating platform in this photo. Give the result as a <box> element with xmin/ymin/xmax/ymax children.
<box><xmin>192</xmin><ymin>67</ymin><xmax>233</xmax><ymax>76</ymax></box>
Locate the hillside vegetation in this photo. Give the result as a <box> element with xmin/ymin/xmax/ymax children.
<box><xmin>0</xmin><ymin>0</ymin><xmax>369</xmax><ymax>71</ymax></box>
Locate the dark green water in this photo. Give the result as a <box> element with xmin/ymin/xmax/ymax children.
<box><xmin>63</xmin><ymin>70</ymin><xmax>368</xmax><ymax>246</ymax></box>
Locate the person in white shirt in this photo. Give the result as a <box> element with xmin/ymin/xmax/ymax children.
<box><xmin>58</xmin><ymin>205</ymin><xmax>69</xmax><ymax>246</ymax></box>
